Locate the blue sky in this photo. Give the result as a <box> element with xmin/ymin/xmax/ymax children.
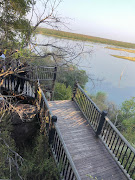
<box><xmin>56</xmin><ymin>0</ymin><xmax>135</xmax><ymax>43</ymax></box>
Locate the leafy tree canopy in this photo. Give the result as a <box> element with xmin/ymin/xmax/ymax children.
<box><xmin>89</xmin><ymin>91</ymin><xmax>107</xmax><ymax>111</ymax></box>
<box><xmin>121</xmin><ymin>97</ymin><xmax>135</xmax><ymax>119</ymax></box>
<box><xmin>0</xmin><ymin>0</ymin><xmax>34</xmax><ymax>49</ymax></box>
<box><xmin>57</xmin><ymin>65</ymin><xmax>88</xmax><ymax>89</ymax></box>
<box><xmin>54</xmin><ymin>82</ymin><xmax>72</xmax><ymax>100</ymax></box>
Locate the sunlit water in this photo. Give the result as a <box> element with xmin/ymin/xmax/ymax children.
<box><xmin>35</xmin><ymin>34</ymin><xmax>135</xmax><ymax>106</ymax></box>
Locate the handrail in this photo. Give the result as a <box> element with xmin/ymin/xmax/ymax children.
<box><xmin>31</xmin><ymin>65</ymin><xmax>57</xmax><ymax>100</ymax></box>
<box><xmin>38</xmin><ymin>85</ymin><xmax>53</xmax><ymax>117</ymax></box>
<box><xmin>106</xmin><ymin>117</ymin><xmax>135</xmax><ymax>154</ymax></box>
<box><xmin>0</xmin><ymin>71</ymin><xmax>81</xmax><ymax>179</ymax></box>
<box><xmin>37</xmin><ymin>83</ymin><xmax>81</xmax><ymax>180</ymax></box>
<box><xmin>52</xmin><ymin>123</ymin><xmax>81</xmax><ymax>180</ymax></box>
<box><xmin>1</xmin><ymin>65</ymin><xmax>57</xmax><ymax>100</ymax></box>
<box><xmin>2</xmin><ymin>73</ymin><xmax>134</xmax><ymax>179</ymax></box>
<box><xmin>1</xmin><ymin>75</ymin><xmax>36</xmax><ymax>98</ymax></box>
<box><xmin>73</xmin><ymin>82</ymin><xmax>102</xmax><ymax>132</ymax></box>
<box><xmin>76</xmin><ymin>83</ymin><xmax>101</xmax><ymax>113</ymax></box>
<box><xmin>30</xmin><ymin>65</ymin><xmax>57</xmax><ymax>81</ymax></box>
<box><xmin>35</xmin><ymin>65</ymin><xmax>56</xmax><ymax>69</ymax></box>
<box><xmin>100</xmin><ymin>117</ymin><xmax>135</xmax><ymax>180</ymax></box>
<box><xmin>73</xmin><ymin>82</ymin><xmax>135</xmax><ymax>180</ymax></box>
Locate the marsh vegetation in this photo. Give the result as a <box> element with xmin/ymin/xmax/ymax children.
<box><xmin>36</xmin><ymin>27</ymin><xmax>135</xmax><ymax>48</ymax></box>
<box><xmin>111</xmin><ymin>55</ymin><xmax>135</xmax><ymax>62</ymax></box>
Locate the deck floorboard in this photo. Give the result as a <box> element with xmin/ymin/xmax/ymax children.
<box><xmin>48</xmin><ymin>100</ymin><xmax>128</xmax><ymax>180</ymax></box>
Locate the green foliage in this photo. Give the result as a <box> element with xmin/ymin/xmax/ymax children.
<box><xmin>30</xmin><ymin>51</ymin><xmax>88</xmax><ymax>90</ymax></box>
<box><xmin>21</xmin><ymin>133</ymin><xmax>59</xmax><ymax>180</ymax></box>
<box><xmin>36</xmin><ymin>27</ymin><xmax>135</xmax><ymax>49</ymax></box>
<box><xmin>54</xmin><ymin>82</ymin><xmax>72</xmax><ymax>100</ymax></box>
<box><xmin>89</xmin><ymin>91</ymin><xmax>108</xmax><ymax>111</ymax></box>
<box><xmin>0</xmin><ymin>110</ymin><xmax>19</xmax><ymax>179</ymax></box>
<box><xmin>88</xmin><ymin>93</ymin><xmax>135</xmax><ymax>145</ymax></box>
<box><xmin>96</xmin><ymin>92</ymin><xmax>106</xmax><ymax>103</ymax></box>
<box><xmin>30</xmin><ymin>54</ymin><xmax>88</xmax><ymax>100</ymax></box>
<box><xmin>0</xmin><ymin>0</ymin><xmax>33</xmax><ymax>48</ymax></box>
<box><xmin>115</xmin><ymin>97</ymin><xmax>135</xmax><ymax>144</ymax></box>
<box><xmin>121</xmin><ymin>97</ymin><xmax>135</xmax><ymax>119</ymax></box>
<box><xmin>122</xmin><ymin>116</ymin><xmax>135</xmax><ymax>128</ymax></box>
<box><xmin>121</xmin><ymin>117</ymin><xmax>135</xmax><ymax>144</ymax></box>
<box><xmin>30</xmin><ymin>56</ymin><xmax>54</xmax><ymax>67</ymax></box>
<box><xmin>0</xmin><ymin>108</ymin><xmax>59</xmax><ymax>180</ymax></box>
<box><xmin>57</xmin><ymin>66</ymin><xmax>88</xmax><ymax>89</ymax></box>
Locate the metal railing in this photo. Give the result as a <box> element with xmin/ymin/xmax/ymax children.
<box><xmin>37</xmin><ymin>84</ymin><xmax>81</xmax><ymax>180</ymax></box>
<box><xmin>73</xmin><ymin>82</ymin><xmax>135</xmax><ymax>180</ymax></box>
<box><xmin>101</xmin><ymin>117</ymin><xmax>135</xmax><ymax>180</ymax></box>
<box><xmin>73</xmin><ymin>82</ymin><xmax>102</xmax><ymax>132</ymax></box>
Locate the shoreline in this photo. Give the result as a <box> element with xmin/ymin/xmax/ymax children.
<box><xmin>36</xmin><ymin>27</ymin><xmax>135</xmax><ymax>49</ymax></box>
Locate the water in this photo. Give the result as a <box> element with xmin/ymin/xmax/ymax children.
<box><xmin>82</xmin><ymin>43</ymin><xmax>135</xmax><ymax>106</ymax></box>
<box><xmin>35</xmin><ymin>34</ymin><xmax>135</xmax><ymax>106</ymax></box>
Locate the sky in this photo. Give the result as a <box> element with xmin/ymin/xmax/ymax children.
<box><xmin>53</xmin><ymin>0</ymin><xmax>135</xmax><ymax>43</ymax></box>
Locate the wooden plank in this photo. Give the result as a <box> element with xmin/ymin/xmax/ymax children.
<box><xmin>48</xmin><ymin>100</ymin><xmax>128</xmax><ymax>180</ymax></box>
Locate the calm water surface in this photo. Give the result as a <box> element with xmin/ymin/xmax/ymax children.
<box><xmin>35</xmin><ymin>34</ymin><xmax>135</xmax><ymax>106</ymax></box>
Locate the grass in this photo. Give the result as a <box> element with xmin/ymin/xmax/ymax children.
<box><xmin>106</xmin><ymin>46</ymin><xmax>135</xmax><ymax>53</ymax></box>
<box><xmin>106</xmin><ymin>46</ymin><xmax>135</xmax><ymax>62</ymax></box>
<box><xmin>36</xmin><ymin>27</ymin><xmax>135</xmax><ymax>49</ymax></box>
<box><xmin>111</xmin><ymin>55</ymin><xmax>135</xmax><ymax>62</ymax></box>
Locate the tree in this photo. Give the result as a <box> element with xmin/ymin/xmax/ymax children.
<box><xmin>118</xmin><ymin>97</ymin><xmax>135</xmax><ymax>144</ymax></box>
<box><xmin>0</xmin><ymin>105</ymin><xmax>24</xmax><ymax>179</ymax></box>
<box><xmin>54</xmin><ymin>82</ymin><xmax>72</xmax><ymax>100</ymax></box>
<box><xmin>0</xmin><ymin>0</ymin><xmax>64</xmax><ymax>50</ymax></box>
<box><xmin>121</xmin><ymin>97</ymin><xmax>135</xmax><ymax>119</ymax></box>
<box><xmin>0</xmin><ymin>1</ymin><xmax>90</xmax><ymax>179</ymax></box>
<box><xmin>0</xmin><ymin>0</ymin><xmax>90</xmax><ymax>76</ymax></box>
<box><xmin>89</xmin><ymin>92</ymin><xmax>107</xmax><ymax>111</ymax></box>
<box><xmin>89</xmin><ymin>92</ymin><xmax>122</xmax><ymax>128</ymax></box>
<box><xmin>57</xmin><ymin>65</ymin><xmax>88</xmax><ymax>89</ymax></box>
<box><xmin>0</xmin><ymin>0</ymin><xmax>90</xmax><ymax>98</ymax></box>
<box><xmin>0</xmin><ymin>0</ymin><xmax>68</xmax><ymax>84</ymax></box>
<box><xmin>122</xmin><ymin>116</ymin><xmax>135</xmax><ymax>145</ymax></box>
<box><xmin>21</xmin><ymin>134</ymin><xmax>59</xmax><ymax>180</ymax></box>
<box><xmin>0</xmin><ymin>0</ymin><xmax>33</xmax><ymax>49</ymax></box>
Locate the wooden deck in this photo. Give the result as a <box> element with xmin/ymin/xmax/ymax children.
<box><xmin>48</xmin><ymin>100</ymin><xmax>128</xmax><ymax>180</ymax></box>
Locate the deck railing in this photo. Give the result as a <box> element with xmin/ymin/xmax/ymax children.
<box><xmin>37</xmin><ymin>84</ymin><xmax>81</xmax><ymax>180</ymax></box>
<box><xmin>30</xmin><ymin>65</ymin><xmax>57</xmax><ymax>100</ymax></box>
<box><xmin>1</xmin><ymin>73</ymin><xmax>81</xmax><ymax>180</ymax></box>
<box><xmin>1</xmin><ymin>65</ymin><xmax>57</xmax><ymax>99</ymax></box>
<box><xmin>2</xmin><ymin>71</ymin><xmax>135</xmax><ymax>179</ymax></box>
<box><xmin>73</xmin><ymin>82</ymin><xmax>135</xmax><ymax>180</ymax></box>
<box><xmin>73</xmin><ymin>82</ymin><xmax>102</xmax><ymax>132</ymax></box>
<box><xmin>1</xmin><ymin>75</ymin><xmax>36</xmax><ymax>97</ymax></box>
<box><xmin>30</xmin><ymin>65</ymin><xmax>57</xmax><ymax>81</ymax></box>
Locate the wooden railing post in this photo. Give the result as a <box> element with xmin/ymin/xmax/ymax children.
<box><xmin>96</xmin><ymin>111</ymin><xmax>107</xmax><ymax>137</ymax></box>
<box><xmin>54</xmin><ymin>66</ymin><xmax>57</xmax><ymax>81</ymax></box>
<box><xmin>72</xmin><ymin>82</ymin><xmax>78</xmax><ymax>101</ymax></box>
<box><xmin>49</xmin><ymin>115</ymin><xmax>57</xmax><ymax>144</ymax></box>
<box><xmin>51</xmin><ymin>66</ymin><xmax>57</xmax><ymax>100</ymax></box>
<box><xmin>34</xmin><ymin>80</ymin><xmax>38</xmax><ymax>99</ymax></box>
